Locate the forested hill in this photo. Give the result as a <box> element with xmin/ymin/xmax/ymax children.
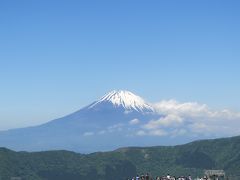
<box><xmin>1</xmin><ymin>135</ymin><xmax>240</xmax><ymax>180</ymax></box>
<box><xmin>0</xmin><ymin>148</ymin><xmax>136</xmax><ymax>180</ymax></box>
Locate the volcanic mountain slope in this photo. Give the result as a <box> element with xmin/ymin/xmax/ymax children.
<box><xmin>0</xmin><ymin>90</ymin><xmax>226</xmax><ymax>152</ymax></box>
<box><xmin>0</xmin><ymin>90</ymin><xmax>161</xmax><ymax>152</ymax></box>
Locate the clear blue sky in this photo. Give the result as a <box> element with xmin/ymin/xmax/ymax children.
<box><xmin>0</xmin><ymin>0</ymin><xmax>240</xmax><ymax>130</ymax></box>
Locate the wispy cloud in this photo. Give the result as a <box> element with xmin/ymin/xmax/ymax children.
<box><xmin>135</xmin><ymin>129</ymin><xmax>167</xmax><ymax>137</ymax></box>
<box><xmin>107</xmin><ymin>123</ymin><xmax>124</xmax><ymax>132</ymax></box>
<box><xmin>136</xmin><ymin>130</ymin><xmax>146</xmax><ymax>136</ymax></box>
<box><xmin>129</xmin><ymin>118</ymin><xmax>140</xmax><ymax>125</ymax></box>
<box><xmin>98</xmin><ymin>130</ymin><xmax>106</xmax><ymax>135</ymax></box>
<box><xmin>83</xmin><ymin>132</ymin><xmax>95</xmax><ymax>136</ymax></box>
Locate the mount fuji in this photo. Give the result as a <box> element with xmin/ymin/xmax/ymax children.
<box><xmin>0</xmin><ymin>90</ymin><xmax>197</xmax><ymax>153</ymax></box>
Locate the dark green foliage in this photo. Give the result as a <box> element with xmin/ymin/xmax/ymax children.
<box><xmin>0</xmin><ymin>135</ymin><xmax>240</xmax><ymax>179</ymax></box>
<box><xmin>0</xmin><ymin>149</ymin><xmax>136</xmax><ymax>180</ymax></box>
<box><xmin>105</xmin><ymin>160</ymin><xmax>136</xmax><ymax>180</ymax></box>
<box><xmin>176</xmin><ymin>151</ymin><xmax>215</xmax><ymax>169</ymax></box>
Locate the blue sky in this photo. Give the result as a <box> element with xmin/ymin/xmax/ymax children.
<box><xmin>0</xmin><ymin>0</ymin><xmax>240</xmax><ymax>130</ymax></box>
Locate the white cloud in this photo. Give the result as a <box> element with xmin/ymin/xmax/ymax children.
<box><xmin>154</xmin><ymin>100</ymin><xmax>211</xmax><ymax>118</ymax></box>
<box><xmin>136</xmin><ymin>130</ymin><xmax>146</xmax><ymax>136</ymax></box>
<box><xmin>135</xmin><ymin>129</ymin><xmax>167</xmax><ymax>137</ymax></box>
<box><xmin>149</xmin><ymin>129</ymin><xmax>167</xmax><ymax>136</ymax></box>
<box><xmin>124</xmin><ymin>110</ymin><xmax>133</xmax><ymax>114</ymax></box>
<box><xmin>143</xmin><ymin>114</ymin><xmax>183</xmax><ymax>130</ymax></box>
<box><xmin>129</xmin><ymin>118</ymin><xmax>140</xmax><ymax>125</ymax></box>
<box><xmin>107</xmin><ymin>123</ymin><xmax>124</xmax><ymax>132</ymax></box>
<box><xmin>153</xmin><ymin>99</ymin><xmax>240</xmax><ymax>120</ymax></box>
<box><xmin>83</xmin><ymin>132</ymin><xmax>94</xmax><ymax>136</ymax></box>
<box><xmin>139</xmin><ymin>99</ymin><xmax>240</xmax><ymax>137</ymax></box>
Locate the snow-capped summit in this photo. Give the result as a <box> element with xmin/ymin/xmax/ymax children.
<box><xmin>89</xmin><ymin>90</ymin><xmax>154</xmax><ymax>113</ymax></box>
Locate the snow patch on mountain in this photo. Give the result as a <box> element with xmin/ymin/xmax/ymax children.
<box><xmin>89</xmin><ymin>90</ymin><xmax>155</xmax><ymax>113</ymax></box>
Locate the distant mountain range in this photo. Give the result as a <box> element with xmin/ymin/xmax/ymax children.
<box><xmin>0</xmin><ymin>135</ymin><xmax>240</xmax><ymax>180</ymax></box>
<box><xmin>0</xmin><ymin>90</ymin><xmax>234</xmax><ymax>152</ymax></box>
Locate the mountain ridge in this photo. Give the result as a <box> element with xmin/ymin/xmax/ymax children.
<box><xmin>0</xmin><ymin>135</ymin><xmax>240</xmax><ymax>179</ymax></box>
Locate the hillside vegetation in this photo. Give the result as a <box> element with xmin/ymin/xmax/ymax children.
<box><xmin>1</xmin><ymin>136</ymin><xmax>240</xmax><ymax>179</ymax></box>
